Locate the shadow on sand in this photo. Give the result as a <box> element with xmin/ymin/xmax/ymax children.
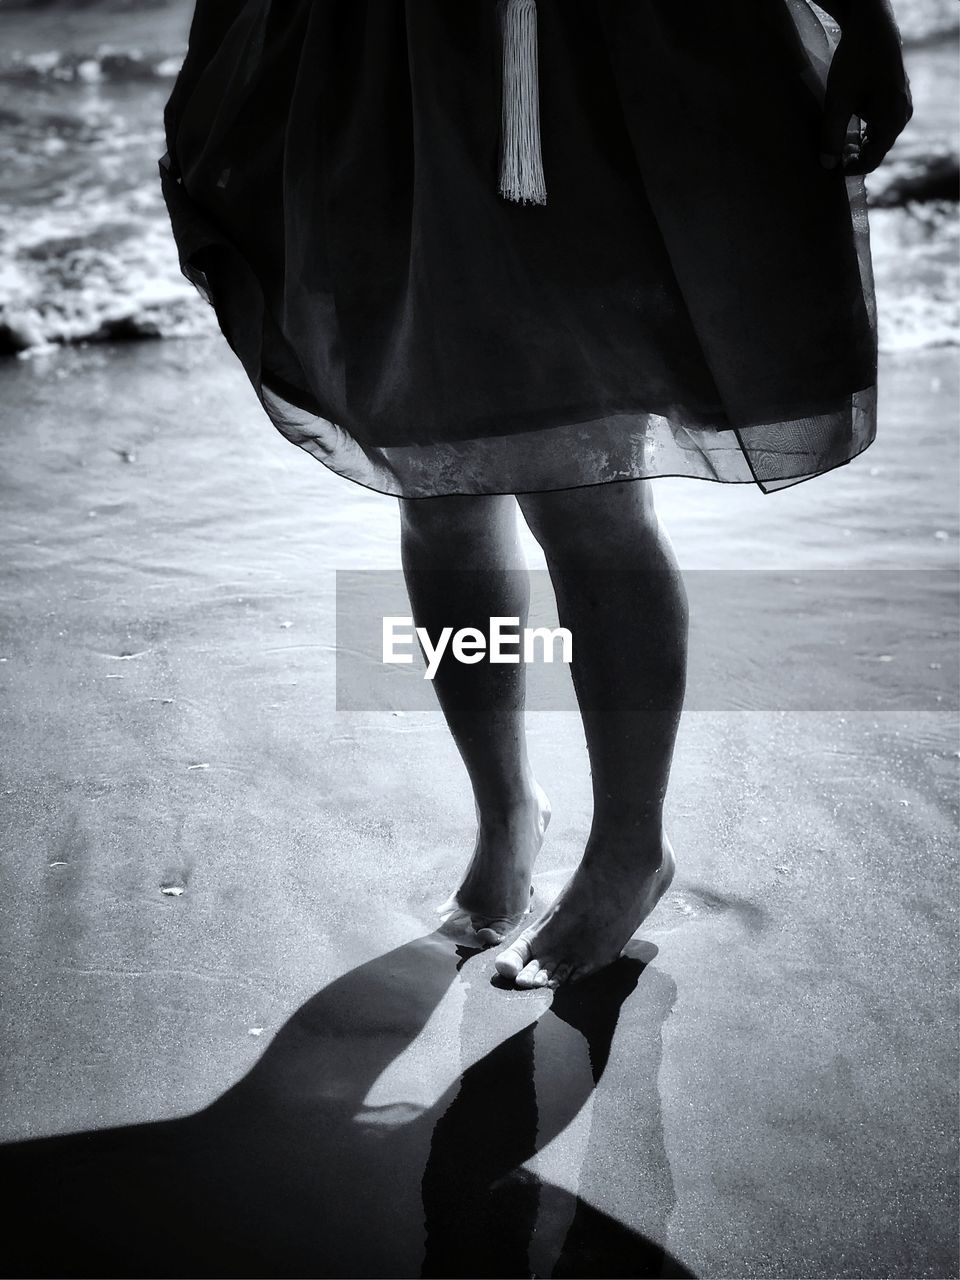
<box><xmin>0</xmin><ymin>930</ymin><xmax>693</xmax><ymax>1278</ymax></box>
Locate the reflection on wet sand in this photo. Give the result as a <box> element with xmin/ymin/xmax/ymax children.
<box><xmin>0</xmin><ymin>931</ymin><xmax>692</xmax><ymax>1278</ymax></box>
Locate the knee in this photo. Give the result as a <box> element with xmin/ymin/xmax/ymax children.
<box><xmin>399</xmin><ymin>494</ymin><xmax>518</xmax><ymax>564</ymax></box>
<box><xmin>400</xmin><ymin>494</ymin><xmax>487</xmax><ymax>542</ymax></box>
<box><xmin>518</xmin><ymin>479</ymin><xmax>659</xmax><ymax>563</ymax></box>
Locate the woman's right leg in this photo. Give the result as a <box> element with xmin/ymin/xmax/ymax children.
<box><xmin>399</xmin><ymin>494</ymin><xmax>550</xmax><ymax>941</ymax></box>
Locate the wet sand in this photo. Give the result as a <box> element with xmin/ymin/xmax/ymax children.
<box><xmin>0</xmin><ymin>340</ymin><xmax>957</xmax><ymax>1278</ymax></box>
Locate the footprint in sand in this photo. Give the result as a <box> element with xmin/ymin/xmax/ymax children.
<box><xmin>659</xmin><ymin>884</ymin><xmax>768</xmax><ymax>935</ymax></box>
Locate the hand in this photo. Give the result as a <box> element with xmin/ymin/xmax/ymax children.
<box><xmin>819</xmin><ymin>0</ymin><xmax>913</xmax><ymax>175</ymax></box>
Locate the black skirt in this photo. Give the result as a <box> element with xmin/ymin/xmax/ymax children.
<box><xmin>159</xmin><ymin>0</ymin><xmax>878</xmax><ymax>497</ymax></box>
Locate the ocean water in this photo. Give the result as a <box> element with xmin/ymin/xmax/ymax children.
<box><xmin>0</xmin><ymin>0</ymin><xmax>956</xmax><ymax>357</ymax></box>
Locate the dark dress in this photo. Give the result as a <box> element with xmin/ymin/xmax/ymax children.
<box><xmin>159</xmin><ymin>0</ymin><xmax>877</xmax><ymax>497</ymax></box>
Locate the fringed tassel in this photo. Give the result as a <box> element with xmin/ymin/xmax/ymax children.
<box><xmin>497</xmin><ymin>0</ymin><xmax>547</xmax><ymax>205</ymax></box>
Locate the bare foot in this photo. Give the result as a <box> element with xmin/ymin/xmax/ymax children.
<box><xmin>438</xmin><ymin>784</ymin><xmax>551</xmax><ymax>945</ymax></box>
<box><xmin>494</xmin><ymin>827</ymin><xmax>675</xmax><ymax>988</ymax></box>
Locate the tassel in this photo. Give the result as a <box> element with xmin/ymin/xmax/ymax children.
<box><xmin>497</xmin><ymin>0</ymin><xmax>547</xmax><ymax>205</ymax></box>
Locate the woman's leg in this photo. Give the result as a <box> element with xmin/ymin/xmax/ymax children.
<box><xmin>496</xmin><ymin>478</ymin><xmax>688</xmax><ymax>987</ymax></box>
<box><xmin>399</xmin><ymin>495</ymin><xmax>550</xmax><ymax>941</ymax></box>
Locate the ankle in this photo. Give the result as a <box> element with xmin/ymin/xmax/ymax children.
<box><xmin>478</xmin><ymin>789</ymin><xmax>541</xmax><ymax>830</ymax></box>
<box><xmin>585</xmin><ymin>811</ymin><xmax>665</xmax><ymax>859</ymax></box>
<box><xmin>472</xmin><ymin>758</ymin><xmax>540</xmax><ymax>820</ymax></box>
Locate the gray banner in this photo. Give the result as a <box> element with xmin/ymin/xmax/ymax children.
<box><xmin>335</xmin><ymin>569</ymin><xmax>958</xmax><ymax>712</ymax></box>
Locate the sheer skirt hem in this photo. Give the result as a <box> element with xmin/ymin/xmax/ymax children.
<box><xmin>259</xmin><ymin>372</ymin><xmax>878</xmax><ymax>498</ymax></box>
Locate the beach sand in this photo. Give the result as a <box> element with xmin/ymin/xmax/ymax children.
<box><xmin>0</xmin><ymin>340</ymin><xmax>956</xmax><ymax>1278</ymax></box>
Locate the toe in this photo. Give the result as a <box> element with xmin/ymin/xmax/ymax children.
<box><xmin>475</xmin><ymin>918</ymin><xmax>512</xmax><ymax>946</ymax></box>
<box><xmin>474</xmin><ymin>907</ymin><xmax>530</xmax><ymax>946</ymax></box>
<box><xmin>514</xmin><ymin>959</ymin><xmax>543</xmax><ymax>989</ymax></box>
<box><xmin>546</xmin><ymin>961</ymin><xmax>573</xmax><ymax>988</ymax></box>
<box><xmin>495</xmin><ymin>935</ymin><xmax>531</xmax><ymax>979</ymax></box>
